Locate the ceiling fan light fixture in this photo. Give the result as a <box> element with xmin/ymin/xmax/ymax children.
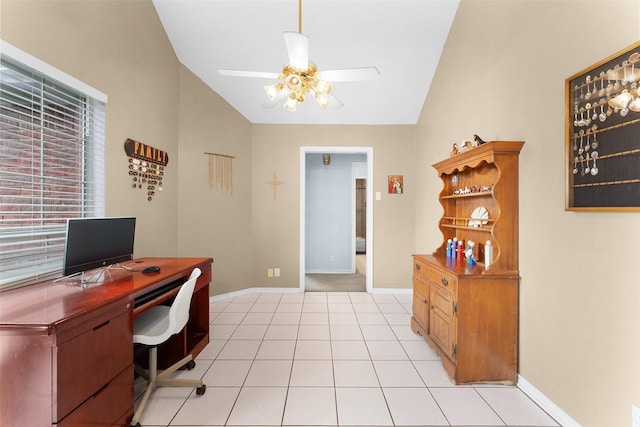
<box><xmin>286</xmin><ymin>74</ymin><xmax>303</xmax><ymax>91</ymax></box>
<box><xmin>264</xmin><ymin>82</ymin><xmax>283</xmax><ymax>100</ymax></box>
<box><xmin>315</xmin><ymin>92</ymin><xmax>330</xmax><ymax>109</ymax></box>
<box><xmin>284</xmin><ymin>95</ymin><xmax>298</xmax><ymax>112</ymax></box>
<box><xmin>315</xmin><ymin>80</ymin><xmax>333</xmax><ymax>95</ymax></box>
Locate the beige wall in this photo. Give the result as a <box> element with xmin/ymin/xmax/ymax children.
<box><xmin>1</xmin><ymin>0</ymin><xmax>181</xmax><ymax>257</ymax></box>
<box><xmin>250</xmin><ymin>125</ymin><xmax>416</xmax><ymax>290</ymax></box>
<box><xmin>416</xmin><ymin>1</ymin><xmax>640</xmax><ymax>425</ymax></box>
<box><xmin>176</xmin><ymin>65</ymin><xmax>253</xmax><ymax>295</ymax></box>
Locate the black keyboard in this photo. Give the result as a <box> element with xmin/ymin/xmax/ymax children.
<box><xmin>134</xmin><ymin>278</ymin><xmax>183</xmax><ymax>308</ymax></box>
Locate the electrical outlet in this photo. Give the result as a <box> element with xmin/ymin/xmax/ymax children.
<box><xmin>274</xmin><ymin>268</ymin><xmax>280</xmax><ymax>277</ymax></box>
<box><xmin>330</xmin><ymin>255</ymin><xmax>335</xmax><ymax>262</ymax></box>
<box><xmin>632</xmin><ymin>405</ymin><xmax>640</xmax><ymax>427</ymax></box>
<box><xmin>267</xmin><ymin>268</ymin><xmax>273</xmax><ymax>278</ymax></box>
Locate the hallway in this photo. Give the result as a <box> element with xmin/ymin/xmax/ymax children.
<box><xmin>305</xmin><ymin>255</ymin><xmax>366</xmax><ymax>292</ymax></box>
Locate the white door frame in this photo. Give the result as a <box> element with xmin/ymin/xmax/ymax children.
<box><xmin>299</xmin><ymin>146</ymin><xmax>374</xmax><ymax>292</ymax></box>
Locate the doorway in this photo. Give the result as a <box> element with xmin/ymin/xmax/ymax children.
<box><xmin>300</xmin><ymin>147</ymin><xmax>373</xmax><ymax>292</ymax></box>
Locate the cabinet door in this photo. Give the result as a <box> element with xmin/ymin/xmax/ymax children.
<box><xmin>412</xmin><ymin>277</ymin><xmax>429</xmax><ymax>332</ymax></box>
<box><xmin>429</xmin><ymin>283</ymin><xmax>456</xmax><ymax>361</ymax></box>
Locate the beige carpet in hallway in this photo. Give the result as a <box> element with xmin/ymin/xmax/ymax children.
<box><xmin>305</xmin><ymin>255</ymin><xmax>366</xmax><ymax>292</ymax></box>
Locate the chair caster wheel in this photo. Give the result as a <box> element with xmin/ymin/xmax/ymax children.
<box><xmin>196</xmin><ymin>384</ymin><xmax>206</xmax><ymax>395</ymax></box>
<box><xmin>185</xmin><ymin>360</ymin><xmax>196</xmax><ymax>370</ymax></box>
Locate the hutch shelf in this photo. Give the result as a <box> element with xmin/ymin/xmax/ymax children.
<box><xmin>412</xmin><ymin>141</ymin><xmax>524</xmax><ymax>385</ymax></box>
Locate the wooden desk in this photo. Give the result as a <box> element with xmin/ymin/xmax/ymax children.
<box><xmin>0</xmin><ymin>257</ymin><xmax>213</xmax><ymax>427</ymax></box>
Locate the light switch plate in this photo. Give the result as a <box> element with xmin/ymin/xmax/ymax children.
<box><xmin>633</xmin><ymin>405</ymin><xmax>640</xmax><ymax>427</ymax></box>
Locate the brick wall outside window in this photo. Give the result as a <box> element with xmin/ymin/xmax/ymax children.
<box><xmin>0</xmin><ymin>53</ymin><xmax>105</xmax><ymax>290</ymax></box>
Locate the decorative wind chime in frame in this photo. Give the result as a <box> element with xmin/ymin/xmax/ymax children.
<box><xmin>205</xmin><ymin>152</ymin><xmax>235</xmax><ymax>195</ymax></box>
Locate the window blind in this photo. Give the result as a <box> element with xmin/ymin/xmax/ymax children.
<box><xmin>0</xmin><ymin>52</ymin><xmax>106</xmax><ymax>291</ymax></box>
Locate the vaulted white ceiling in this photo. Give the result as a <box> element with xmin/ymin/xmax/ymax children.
<box><xmin>152</xmin><ymin>0</ymin><xmax>459</xmax><ymax>125</ymax></box>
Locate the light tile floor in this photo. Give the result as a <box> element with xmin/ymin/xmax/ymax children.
<box><xmin>134</xmin><ymin>292</ymin><xmax>560</xmax><ymax>427</ymax></box>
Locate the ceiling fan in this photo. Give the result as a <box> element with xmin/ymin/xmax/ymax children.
<box><xmin>218</xmin><ymin>0</ymin><xmax>379</xmax><ymax>112</ymax></box>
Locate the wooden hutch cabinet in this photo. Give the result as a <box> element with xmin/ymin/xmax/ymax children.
<box><xmin>412</xmin><ymin>141</ymin><xmax>524</xmax><ymax>385</ymax></box>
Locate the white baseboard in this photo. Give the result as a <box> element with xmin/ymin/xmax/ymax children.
<box><xmin>209</xmin><ymin>287</ymin><xmax>302</xmax><ymax>302</ymax></box>
<box><xmin>518</xmin><ymin>374</ymin><xmax>581</xmax><ymax>427</ymax></box>
<box><xmin>370</xmin><ymin>287</ymin><xmax>412</xmax><ymax>294</ymax></box>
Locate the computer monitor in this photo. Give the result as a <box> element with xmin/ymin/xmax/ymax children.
<box><xmin>63</xmin><ymin>217</ymin><xmax>136</xmax><ymax>276</ymax></box>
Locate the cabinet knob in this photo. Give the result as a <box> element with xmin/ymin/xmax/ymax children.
<box><xmin>415</xmin><ymin>263</ymin><xmax>421</xmax><ymax>271</ymax></box>
<box><xmin>441</xmin><ymin>277</ymin><xmax>448</xmax><ymax>286</ymax></box>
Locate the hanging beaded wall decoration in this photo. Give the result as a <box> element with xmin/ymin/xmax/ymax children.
<box><xmin>124</xmin><ymin>138</ymin><xmax>169</xmax><ymax>201</ymax></box>
<box><xmin>205</xmin><ymin>152</ymin><xmax>235</xmax><ymax>194</ymax></box>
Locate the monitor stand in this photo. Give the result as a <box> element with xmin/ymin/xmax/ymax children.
<box><xmin>54</xmin><ymin>266</ymin><xmax>115</xmax><ymax>288</ymax></box>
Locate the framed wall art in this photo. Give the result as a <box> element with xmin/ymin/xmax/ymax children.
<box><xmin>565</xmin><ymin>41</ymin><xmax>640</xmax><ymax>211</ymax></box>
<box><xmin>388</xmin><ymin>175</ymin><xmax>403</xmax><ymax>194</ymax></box>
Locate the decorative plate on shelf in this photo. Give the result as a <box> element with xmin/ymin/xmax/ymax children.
<box><xmin>468</xmin><ymin>206</ymin><xmax>489</xmax><ymax>227</ymax></box>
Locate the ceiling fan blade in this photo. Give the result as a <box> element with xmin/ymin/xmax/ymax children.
<box><xmin>218</xmin><ymin>69</ymin><xmax>281</xmax><ymax>79</ymax></box>
<box><xmin>262</xmin><ymin>98</ymin><xmax>280</xmax><ymax>109</ymax></box>
<box><xmin>317</xmin><ymin>67</ymin><xmax>379</xmax><ymax>82</ymax></box>
<box><xmin>326</xmin><ymin>95</ymin><xmax>344</xmax><ymax>110</ymax></box>
<box><xmin>284</xmin><ymin>31</ymin><xmax>309</xmax><ymax>70</ymax></box>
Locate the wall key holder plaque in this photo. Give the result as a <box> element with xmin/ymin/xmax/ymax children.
<box><xmin>124</xmin><ymin>138</ymin><xmax>169</xmax><ymax>201</ymax></box>
<box><xmin>565</xmin><ymin>41</ymin><xmax>640</xmax><ymax>211</ymax></box>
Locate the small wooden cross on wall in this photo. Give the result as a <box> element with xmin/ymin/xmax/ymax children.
<box><xmin>266</xmin><ymin>172</ymin><xmax>284</xmax><ymax>200</ymax></box>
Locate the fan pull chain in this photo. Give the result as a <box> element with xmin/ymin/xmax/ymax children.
<box><xmin>298</xmin><ymin>0</ymin><xmax>302</xmax><ymax>34</ymax></box>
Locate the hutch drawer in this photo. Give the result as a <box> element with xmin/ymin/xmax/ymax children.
<box><xmin>424</xmin><ymin>265</ymin><xmax>458</xmax><ymax>295</ymax></box>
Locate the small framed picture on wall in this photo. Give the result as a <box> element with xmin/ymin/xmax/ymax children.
<box><xmin>388</xmin><ymin>175</ymin><xmax>403</xmax><ymax>194</ymax></box>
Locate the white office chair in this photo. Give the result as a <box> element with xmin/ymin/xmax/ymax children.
<box><xmin>130</xmin><ymin>267</ymin><xmax>206</xmax><ymax>427</ymax></box>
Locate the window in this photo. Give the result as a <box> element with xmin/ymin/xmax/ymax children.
<box><xmin>0</xmin><ymin>43</ymin><xmax>107</xmax><ymax>290</ymax></box>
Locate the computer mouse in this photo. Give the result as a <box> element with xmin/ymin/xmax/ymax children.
<box><xmin>142</xmin><ymin>266</ymin><xmax>161</xmax><ymax>273</ymax></box>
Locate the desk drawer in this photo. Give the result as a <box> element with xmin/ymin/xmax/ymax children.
<box><xmin>54</xmin><ymin>310</ymin><xmax>132</xmax><ymax>422</ymax></box>
<box><xmin>57</xmin><ymin>365</ymin><xmax>133</xmax><ymax>427</ymax></box>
